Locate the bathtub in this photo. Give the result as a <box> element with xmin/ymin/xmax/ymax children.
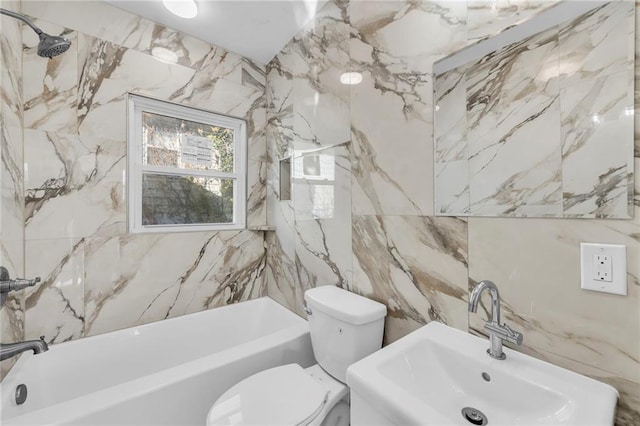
<box><xmin>0</xmin><ymin>297</ymin><xmax>315</xmax><ymax>425</ymax></box>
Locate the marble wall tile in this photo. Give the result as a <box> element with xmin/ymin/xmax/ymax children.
<box><xmin>265</xmin><ymin>43</ymin><xmax>298</xmax><ymax>315</ymax></box>
<box><xmin>24</xmin><ymin>129</ymin><xmax>126</xmax><ymax>240</ymax></box>
<box><xmin>291</xmin><ymin>1</ymin><xmax>351</xmax><ymax>152</ymax></box>
<box><xmin>558</xmin><ymin>2</ymin><xmax>635</xmax><ymax>86</ymax></box>
<box><xmin>561</xmin><ymin>71</ymin><xmax>634</xmax><ymax>218</ymax></box>
<box><xmin>293</xmin><ymin>144</ymin><xmax>352</xmax><ymax>291</ymax></box>
<box><xmin>349</xmin><ymin>0</ymin><xmax>466</xmax><ymax>217</ymax></box>
<box><xmin>2</xmin><ymin>125</ymin><xmax>24</xmax><ymax>242</ymax></box>
<box><xmin>83</xmin><ymin>231</ymin><xmax>266</xmax><ymax>337</ymax></box>
<box><xmin>1</xmin><ymin>1</ymin><xmax>23</xmax><ymax>130</ymax></box>
<box><xmin>24</xmin><ymin>238</ymin><xmax>85</xmax><ymax>343</ymax></box>
<box><xmin>247</xmin><ymin>160</ymin><xmax>267</xmax><ymax>227</ymax></box>
<box><xmin>466</xmin><ymin>27</ymin><xmax>563</xmax><ymax>217</ymax></box>
<box><xmin>352</xmin><ymin>215</ymin><xmax>468</xmax><ymax>344</ymax></box>
<box><xmin>77</xmin><ymin>34</ymin><xmax>196</xmax><ymax>142</ymax></box>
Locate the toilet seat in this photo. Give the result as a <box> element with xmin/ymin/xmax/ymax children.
<box><xmin>207</xmin><ymin>364</ymin><xmax>329</xmax><ymax>426</ymax></box>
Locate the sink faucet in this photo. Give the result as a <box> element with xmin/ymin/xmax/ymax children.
<box><xmin>0</xmin><ymin>336</ymin><xmax>49</xmax><ymax>361</ymax></box>
<box><xmin>468</xmin><ymin>280</ymin><xmax>523</xmax><ymax>360</ymax></box>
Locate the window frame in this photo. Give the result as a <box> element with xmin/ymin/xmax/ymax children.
<box><xmin>127</xmin><ymin>94</ymin><xmax>247</xmax><ymax>234</ymax></box>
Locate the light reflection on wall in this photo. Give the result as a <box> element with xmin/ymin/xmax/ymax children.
<box><xmin>293</xmin><ymin>152</ymin><xmax>336</xmax><ymax>220</ymax></box>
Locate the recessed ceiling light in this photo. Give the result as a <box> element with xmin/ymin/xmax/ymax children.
<box><xmin>151</xmin><ymin>46</ymin><xmax>179</xmax><ymax>64</ymax></box>
<box><xmin>163</xmin><ymin>0</ymin><xmax>198</xmax><ymax>19</ymax></box>
<box><xmin>340</xmin><ymin>72</ymin><xmax>363</xmax><ymax>85</ymax></box>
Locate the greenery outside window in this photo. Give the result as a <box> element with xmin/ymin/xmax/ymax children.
<box><xmin>127</xmin><ymin>94</ymin><xmax>247</xmax><ymax>233</ymax></box>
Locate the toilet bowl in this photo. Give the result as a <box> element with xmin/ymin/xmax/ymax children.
<box><xmin>206</xmin><ymin>364</ymin><xmax>348</xmax><ymax>426</ymax></box>
<box><xmin>206</xmin><ymin>286</ymin><xmax>386</xmax><ymax>426</ymax></box>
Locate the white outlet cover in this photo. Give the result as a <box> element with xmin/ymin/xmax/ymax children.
<box><xmin>580</xmin><ymin>243</ymin><xmax>627</xmax><ymax>295</ymax></box>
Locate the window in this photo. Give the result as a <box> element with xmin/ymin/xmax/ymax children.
<box><xmin>127</xmin><ymin>94</ymin><xmax>246</xmax><ymax>233</ymax></box>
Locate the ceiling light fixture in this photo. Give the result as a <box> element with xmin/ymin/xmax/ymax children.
<box><xmin>340</xmin><ymin>72</ymin><xmax>362</xmax><ymax>85</ymax></box>
<box><xmin>162</xmin><ymin>0</ymin><xmax>198</xmax><ymax>19</ymax></box>
<box><xmin>151</xmin><ymin>46</ymin><xmax>179</xmax><ymax>64</ymax></box>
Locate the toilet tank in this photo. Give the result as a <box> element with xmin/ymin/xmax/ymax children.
<box><xmin>304</xmin><ymin>286</ymin><xmax>386</xmax><ymax>383</ymax></box>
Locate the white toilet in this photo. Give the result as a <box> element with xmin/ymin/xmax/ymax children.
<box><xmin>206</xmin><ymin>286</ymin><xmax>386</xmax><ymax>426</ymax></box>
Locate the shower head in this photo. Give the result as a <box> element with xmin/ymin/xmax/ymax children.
<box><xmin>37</xmin><ymin>32</ymin><xmax>71</xmax><ymax>58</ymax></box>
<box><xmin>0</xmin><ymin>8</ymin><xmax>71</xmax><ymax>59</ymax></box>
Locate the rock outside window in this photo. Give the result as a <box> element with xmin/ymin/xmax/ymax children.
<box><xmin>127</xmin><ymin>94</ymin><xmax>247</xmax><ymax>233</ymax></box>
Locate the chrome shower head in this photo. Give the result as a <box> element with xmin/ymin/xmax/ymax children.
<box><xmin>1</xmin><ymin>8</ymin><xmax>71</xmax><ymax>59</ymax></box>
<box><xmin>37</xmin><ymin>32</ymin><xmax>71</xmax><ymax>58</ymax></box>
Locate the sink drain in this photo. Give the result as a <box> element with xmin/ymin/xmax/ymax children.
<box><xmin>461</xmin><ymin>407</ymin><xmax>488</xmax><ymax>425</ymax></box>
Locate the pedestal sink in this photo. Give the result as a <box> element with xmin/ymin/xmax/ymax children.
<box><xmin>346</xmin><ymin>322</ymin><xmax>618</xmax><ymax>425</ymax></box>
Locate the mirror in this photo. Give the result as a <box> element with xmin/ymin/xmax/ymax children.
<box><xmin>434</xmin><ymin>1</ymin><xmax>634</xmax><ymax>218</ymax></box>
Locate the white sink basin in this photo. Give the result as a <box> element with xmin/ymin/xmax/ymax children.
<box><xmin>346</xmin><ymin>322</ymin><xmax>618</xmax><ymax>425</ymax></box>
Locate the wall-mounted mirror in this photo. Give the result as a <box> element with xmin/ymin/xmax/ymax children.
<box><xmin>434</xmin><ymin>1</ymin><xmax>634</xmax><ymax>219</ymax></box>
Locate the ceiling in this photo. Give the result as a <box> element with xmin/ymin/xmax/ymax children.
<box><xmin>105</xmin><ymin>0</ymin><xmax>328</xmax><ymax>64</ymax></box>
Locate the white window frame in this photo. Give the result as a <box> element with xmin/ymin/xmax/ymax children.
<box><xmin>127</xmin><ymin>94</ymin><xmax>247</xmax><ymax>234</ymax></box>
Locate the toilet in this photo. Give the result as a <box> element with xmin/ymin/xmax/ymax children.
<box><xmin>206</xmin><ymin>286</ymin><xmax>386</xmax><ymax>426</ymax></box>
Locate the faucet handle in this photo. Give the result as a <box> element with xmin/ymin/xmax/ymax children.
<box><xmin>484</xmin><ymin>321</ymin><xmax>523</xmax><ymax>346</ymax></box>
<box><xmin>501</xmin><ymin>324</ymin><xmax>523</xmax><ymax>346</ymax></box>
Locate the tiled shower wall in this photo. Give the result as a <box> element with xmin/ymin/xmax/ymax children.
<box><xmin>264</xmin><ymin>1</ymin><xmax>639</xmax><ymax>423</ymax></box>
<box><xmin>0</xmin><ymin>0</ymin><xmax>268</xmax><ymax>376</ymax></box>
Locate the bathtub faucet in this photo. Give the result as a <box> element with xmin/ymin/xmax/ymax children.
<box><xmin>0</xmin><ymin>336</ymin><xmax>49</xmax><ymax>361</ymax></box>
<box><xmin>1</xmin><ymin>266</ymin><xmax>41</xmax><ymax>308</ymax></box>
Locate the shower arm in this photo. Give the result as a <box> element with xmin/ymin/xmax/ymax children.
<box><xmin>0</xmin><ymin>8</ymin><xmax>43</xmax><ymax>35</ymax></box>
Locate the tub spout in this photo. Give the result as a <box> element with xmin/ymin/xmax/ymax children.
<box><xmin>0</xmin><ymin>336</ymin><xmax>49</xmax><ymax>361</ymax></box>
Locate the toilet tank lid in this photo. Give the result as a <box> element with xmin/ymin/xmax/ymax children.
<box><xmin>304</xmin><ymin>286</ymin><xmax>386</xmax><ymax>325</ymax></box>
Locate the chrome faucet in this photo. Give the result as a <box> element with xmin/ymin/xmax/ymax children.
<box><xmin>0</xmin><ymin>336</ymin><xmax>49</xmax><ymax>361</ymax></box>
<box><xmin>468</xmin><ymin>280</ymin><xmax>523</xmax><ymax>360</ymax></box>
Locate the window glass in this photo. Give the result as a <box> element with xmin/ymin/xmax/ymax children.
<box><xmin>142</xmin><ymin>112</ymin><xmax>235</xmax><ymax>173</ymax></box>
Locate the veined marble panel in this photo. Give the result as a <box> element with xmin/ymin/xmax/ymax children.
<box><xmin>22</xmin><ymin>18</ymin><xmax>78</xmax><ymax>134</ymax></box>
<box><xmin>266</xmin><ymin>59</ymin><xmax>294</xmax><ymax>165</ymax></box>
<box><xmin>24</xmin><ymin>238</ymin><xmax>85</xmax><ymax>343</ymax></box>
<box><xmin>291</xmin><ymin>0</ymin><xmax>350</xmax><ymax>152</ymax></box>
<box><xmin>293</xmin><ymin>144</ymin><xmax>352</xmax><ymax>291</ymax></box>
<box><xmin>349</xmin><ymin>1</ymin><xmax>466</xmax><ymax>217</ymax></box>
<box><xmin>247</xmin><ymin>160</ymin><xmax>267</xmax><ymax>228</ymax></box>
<box><xmin>265</xmin><ymin>231</ymin><xmax>301</xmax><ymax>316</ymax></box>
<box><xmin>561</xmin><ymin>71</ymin><xmax>634</xmax><ymax>218</ymax></box>
<box><xmin>352</xmin><ymin>215</ymin><xmax>468</xmax><ymax>345</ymax></box>
<box><xmin>24</xmin><ymin>129</ymin><xmax>126</xmax><ymax>240</ymax></box>
<box><xmin>558</xmin><ymin>1</ymin><xmax>634</xmax><ymax>86</ymax></box>
<box><xmin>466</xmin><ymin>27</ymin><xmax>562</xmax><ymax>217</ymax></box>
<box><xmin>1</xmin><ymin>3</ymin><xmax>23</xmax><ymax>130</ymax></box>
<box><xmin>77</xmin><ymin>34</ymin><xmax>195</xmax><ymax>142</ymax></box>
<box><xmin>434</xmin><ymin>66</ymin><xmax>467</xmax><ymax>164</ymax></box>
<box><xmin>2</xmin><ymin>125</ymin><xmax>24</xmax><ymax>242</ymax></box>
<box><xmin>434</xmin><ymin>160</ymin><xmax>469</xmax><ymax>215</ymax></box>
<box><xmin>265</xmin><ymin>54</ymin><xmax>298</xmax><ymax>314</ymax></box>
<box><xmin>83</xmin><ymin>230</ymin><xmax>266</xmax><ymax>337</ymax></box>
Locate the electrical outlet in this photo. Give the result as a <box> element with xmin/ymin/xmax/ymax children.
<box><xmin>593</xmin><ymin>254</ymin><xmax>612</xmax><ymax>282</ymax></box>
<box><xmin>580</xmin><ymin>243</ymin><xmax>627</xmax><ymax>295</ymax></box>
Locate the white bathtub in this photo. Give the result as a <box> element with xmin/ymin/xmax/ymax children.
<box><xmin>0</xmin><ymin>297</ymin><xmax>315</xmax><ymax>425</ymax></box>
